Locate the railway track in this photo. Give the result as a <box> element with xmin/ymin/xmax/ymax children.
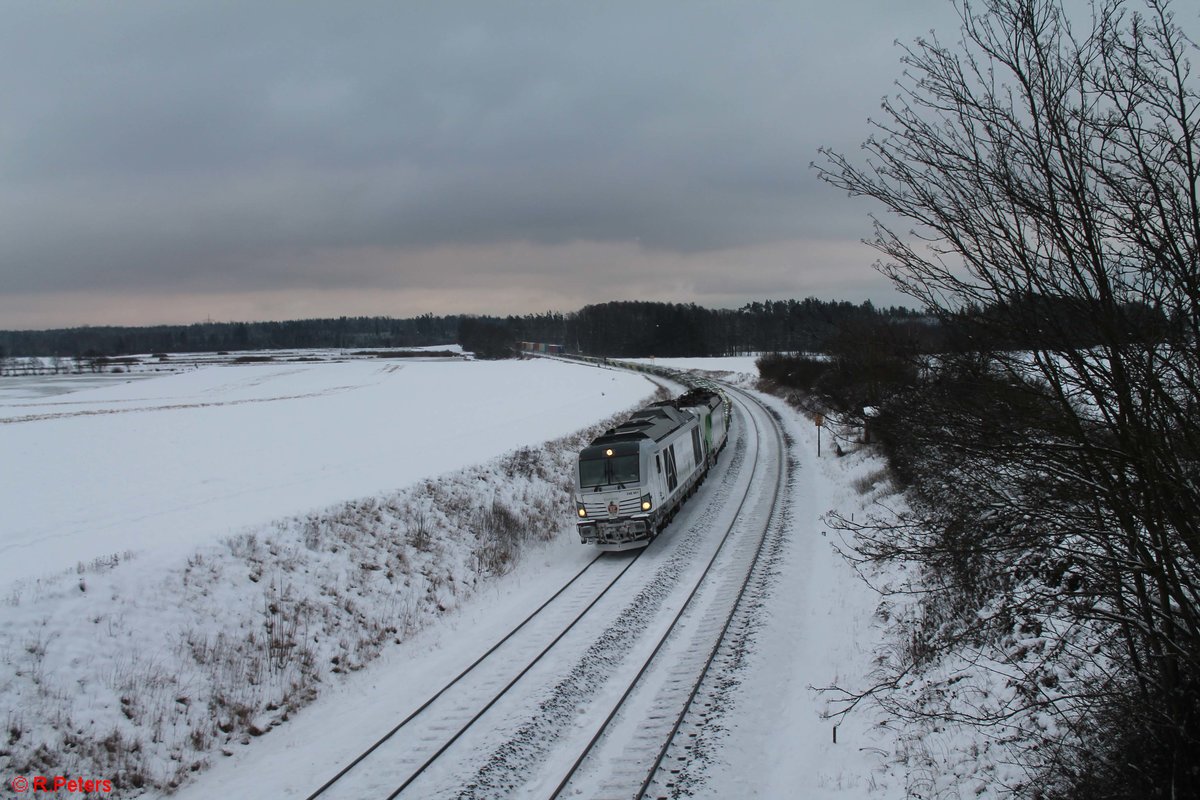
<box><xmin>300</xmin><ymin>383</ymin><xmax>789</xmax><ymax>799</ymax></box>
<box><xmin>544</xmin><ymin>384</ymin><xmax>789</xmax><ymax>800</ymax></box>
<box><xmin>301</xmin><ymin>549</ymin><xmax>650</xmax><ymax>800</ymax></box>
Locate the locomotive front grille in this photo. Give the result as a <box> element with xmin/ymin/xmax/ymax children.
<box><xmin>582</xmin><ymin>495</ymin><xmax>643</xmax><ymax>518</ymax></box>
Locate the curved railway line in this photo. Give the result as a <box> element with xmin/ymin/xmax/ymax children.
<box><xmin>547</xmin><ymin>383</ymin><xmax>789</xmax><ymax>800</ymax></box>
<box><xmin>300</xmin><ymin>380</ymin><xmax>791</xmax><ymax>800</ymax></box>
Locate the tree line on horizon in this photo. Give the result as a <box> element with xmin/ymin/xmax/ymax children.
<box><xmin>0</xmin><ymin>298</ymin><xmax>928</xmax><ymax>363</ymax></box>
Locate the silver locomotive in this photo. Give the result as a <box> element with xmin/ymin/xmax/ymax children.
<box><xmin>574</xmin><ymin>389</ymin><xmax>730</xmax><ymax>550</ymax></box>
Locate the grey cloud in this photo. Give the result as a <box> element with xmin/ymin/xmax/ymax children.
<box><xmin>0</xmin><ymin>0</ymin><xmax>960</xmax><ymax>305</ymax></box>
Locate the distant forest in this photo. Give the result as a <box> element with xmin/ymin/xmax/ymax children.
<box><xmin>0</xmin><ymin>298</ymin><xmax>928</xmax><ymax>360</ymax></box>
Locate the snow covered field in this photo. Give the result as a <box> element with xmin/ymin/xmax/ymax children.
<box><xmin>625</xmin><ymin>355</ymin><xmax>763</xmax><ymax>384</ymax></box>
<box><xmin>0</xmin><ymin>356</ymin><xmax>650</xmax><ymax>589</ymax></box>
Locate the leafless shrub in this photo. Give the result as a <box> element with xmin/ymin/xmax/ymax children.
<box><xmin>817</xmin><ymin>0</ymin><xmax>1200</xmax><ymax>790</ymax></box>
<box><xmin>408</xmin><ymin>507</ymin><xmax>432</xmax><ymax>550</ymax></box>
<box><xmin>851</xmin><ymin>467</ymin><xmax>892</xmax><ymax>496</ymax></box>
<box><xmin>501</xmin><ymin>446</ymin><xmax>541</xmax><ymax>479</ymax></box>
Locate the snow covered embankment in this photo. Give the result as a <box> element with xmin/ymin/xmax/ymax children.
<box><xmin>787</xmin><ymin>397</ymin><xmax>1039</xmax><ymax>797</ymax></box>
<box><xmin>0</xmin><ymin>400</ymin><xmax>661</xmax><ymax>796</ymax></box>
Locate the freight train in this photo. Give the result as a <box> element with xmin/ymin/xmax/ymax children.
<box><xmin>574</xmin><ymin>389</ymin><xmax>730</xmax><ymax>550</ymax></box>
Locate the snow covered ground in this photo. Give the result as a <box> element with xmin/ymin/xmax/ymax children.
<box><xmin>0</xmin><ymin>352</ymin><xmax>922</xmax><ymax>798</ymax></box>
<box><xmin>0</xmin><ymin>354</ymin><xmax>655</xmax><ymax>792</ymax></box>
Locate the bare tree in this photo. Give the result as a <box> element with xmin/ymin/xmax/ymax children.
<box><xmin>817</xmin><ymin>0</ymin><xmax>1200</xmax><ymax>795</ymax></box>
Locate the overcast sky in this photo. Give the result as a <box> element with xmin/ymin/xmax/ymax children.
<box><xmin>0</xmin><ymin>1</ymin><xmax>969</xmax><ymax>329</ymax></box>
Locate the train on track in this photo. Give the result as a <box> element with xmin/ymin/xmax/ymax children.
<box><xmin>574</xmin><ymin>388</ymin><xmax>730</xmax><ymax>550</ymax></box>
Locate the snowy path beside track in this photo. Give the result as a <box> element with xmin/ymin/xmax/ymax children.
<box><xmin>691</xmin><ymin>389</ymin><xmax>905</xmax><ymax>799</ymax></box>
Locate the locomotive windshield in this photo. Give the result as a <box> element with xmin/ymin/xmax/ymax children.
<box><xmin>579</xmin><ymin>454</ymin><xmax>640</xmax><ymax>488</ymax></box>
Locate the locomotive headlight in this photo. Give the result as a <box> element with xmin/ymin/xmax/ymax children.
<box><xmin>641</xmin><ymin>494</ymin><xmax>652</xmax><ymax>511</ymax></box>
<box><xmin>577</xmin><ymin>504</ymin><xmax>587</xmax><ymax>518</ymax></box>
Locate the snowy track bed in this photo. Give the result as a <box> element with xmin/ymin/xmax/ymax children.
<box><xmin>546</xmin><ymin>386</ymin><xmax>790</xmax><ymax>800</ymax></box>
<box><xmin>295</xmin><ymin>386</ymin><xmax>790</xmax><ymax>800</ymax></box>
<box><xmin>301</xmin><ymin>553</ymin><xmax>644</xmax><ymax>799</ymax></box>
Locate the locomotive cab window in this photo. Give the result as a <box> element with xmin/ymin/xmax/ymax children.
<box><xmin>610</xmin><ymin>454</ymin><xmax>639</xmax><ymax>485</ymax></box>
<box><xmin>579</xmin><ymin>454</ymin><xmax>640</xmax><ymax>487</ymax></box>
<box><xmin>579</xmin><ymin>458</ymin><xmax>607</xmax><ymax>488</ymax></box>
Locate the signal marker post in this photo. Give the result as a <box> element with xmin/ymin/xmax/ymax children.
<box><xmin>815</xmin><ymin>413</ymin><xmax>824</xmax><ymax>457</ymax></box>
